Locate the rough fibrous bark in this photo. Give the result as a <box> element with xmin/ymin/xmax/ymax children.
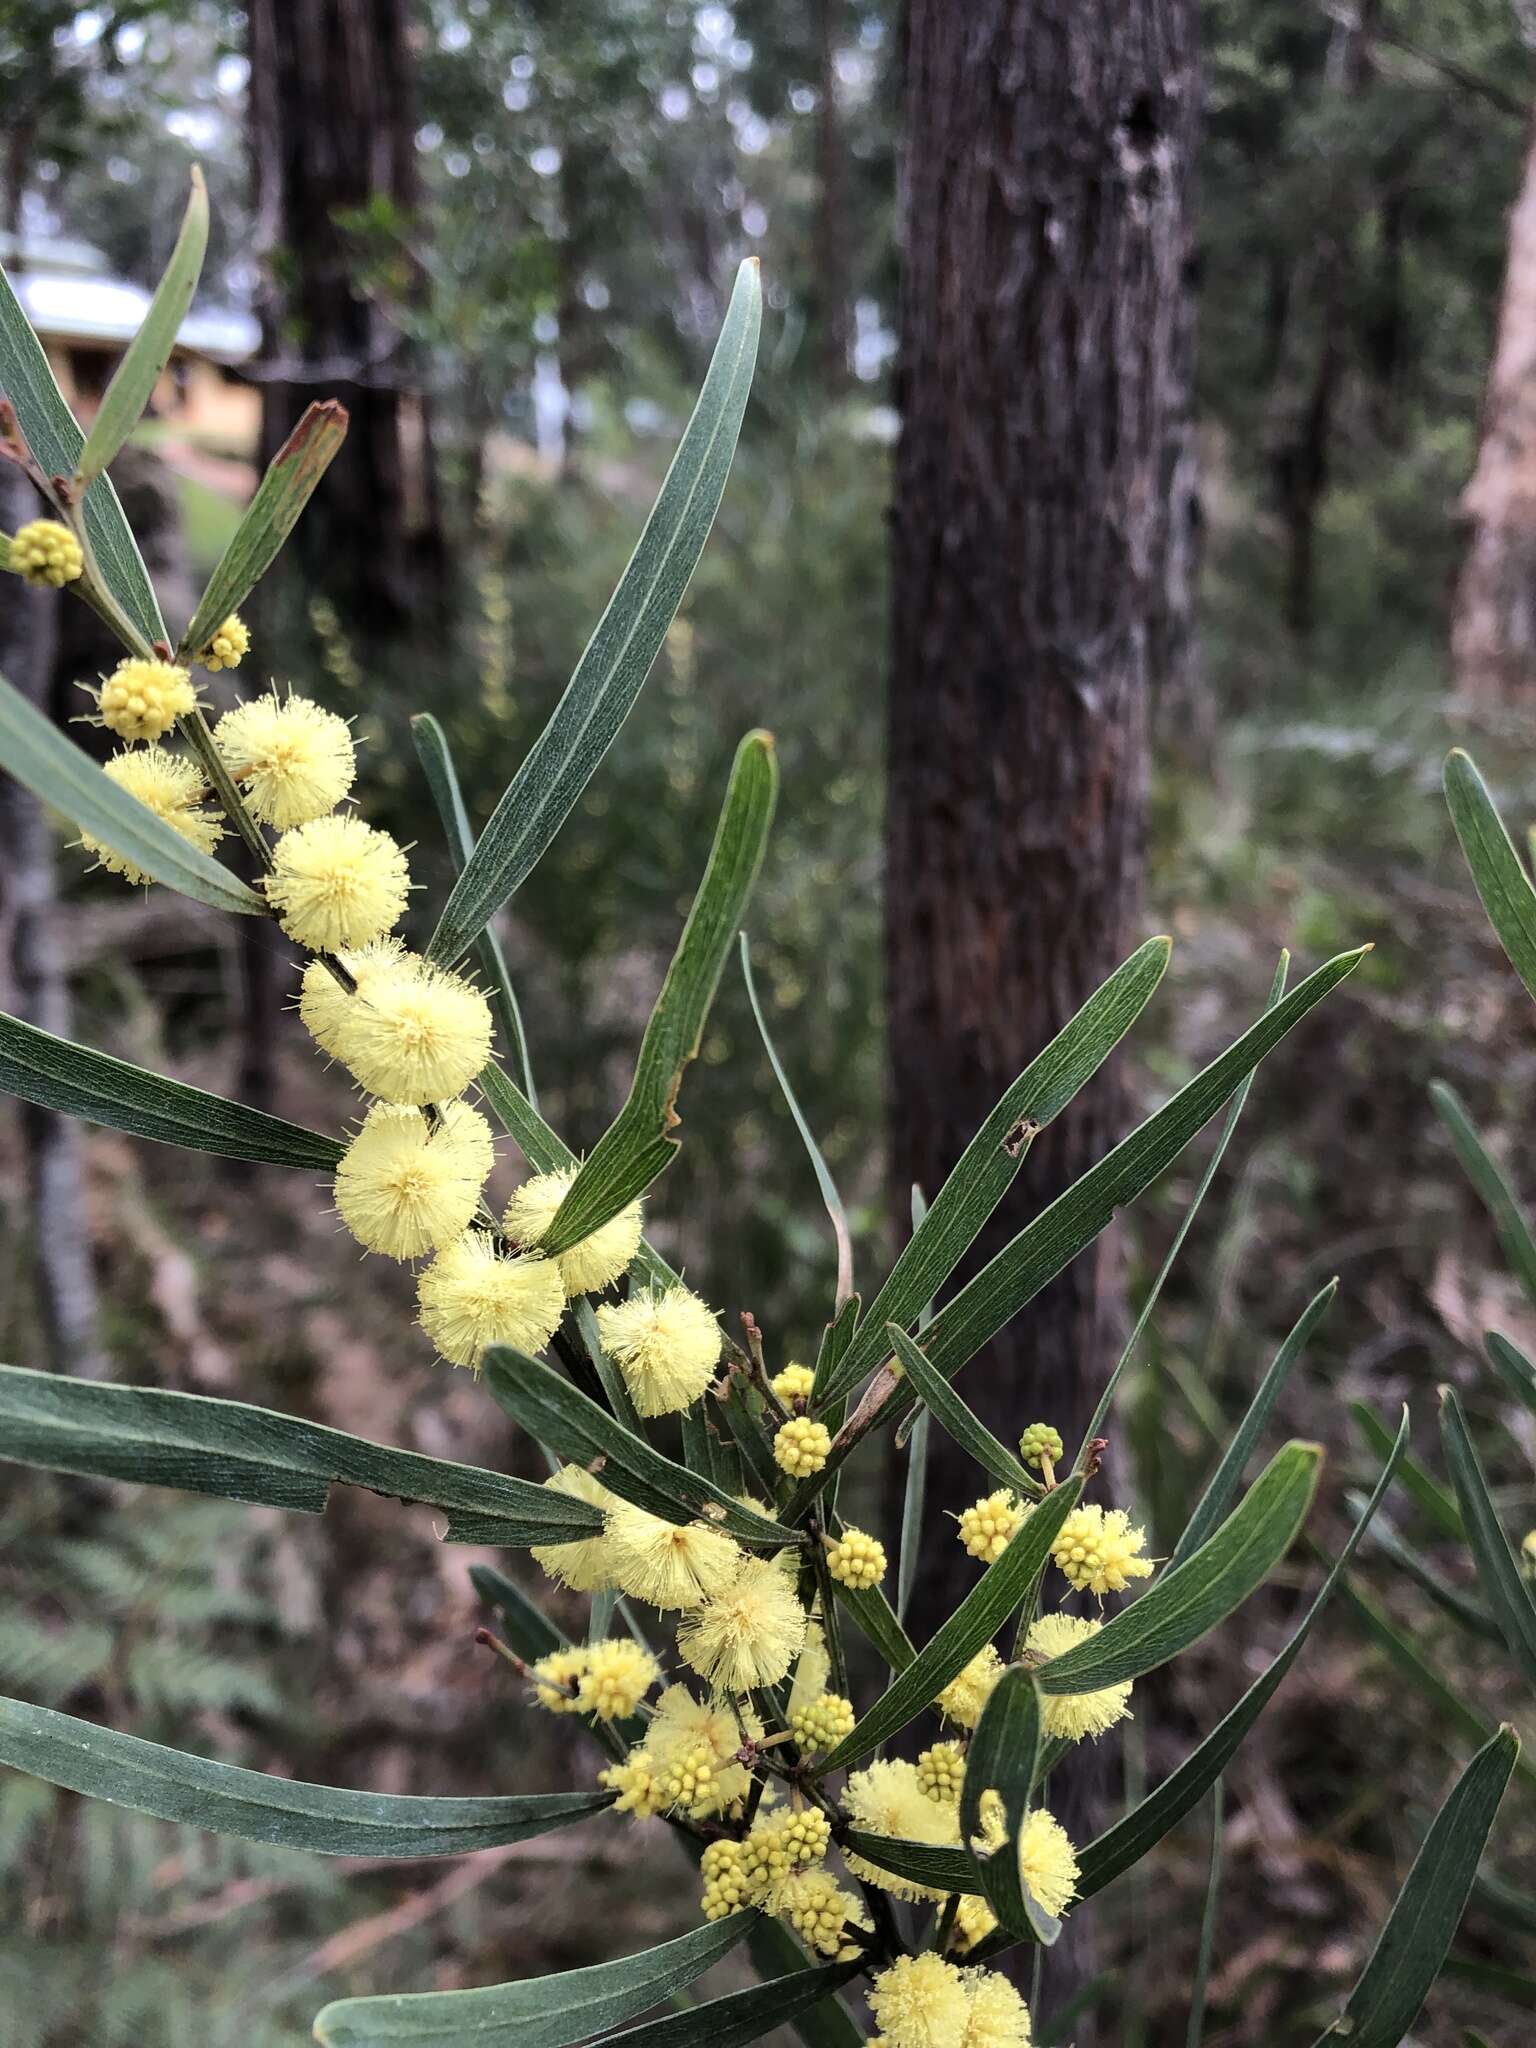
<box><xmin>1454</xmin><ymin>107</ymin><xmax>1536</xmax><ymax>702</ymax></box>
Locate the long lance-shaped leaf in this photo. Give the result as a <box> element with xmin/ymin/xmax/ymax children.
<box><xmin>77</xmin><ymin>170</ymin><xmax>207</xmax><ymax>487</ymax></box>
<box><xmin>821</xmin><ymin>937</ymin><xmax>1172</xmax><ymax>1403</ymax></box>
<box><xmin>1486</xmin><ymin>1330</ymin><xmax>1536</xmax><ymax>1423</ymax></box>
<box><xmin>312</xmin><ymin>1913</ymin><xmax>757</xmax><ymax>2048</ymax></box>
<box><xmin>962</xmin><ymin>1666</ymin><xmax>1055</xmax><ymax>1944</ymax></box>
<box><xmin>411</xmin><ymin>712</ymin><xmax>536</xmax><ymax>1104</ymax></box>
<box><xmin>1071</xmin><ymin>1409</ymin><xmax>1408</xmax><ymax>1904</ymax></box>
<box><xmin>1037</xmin><ymin>1443</ymin><xmax>1321</xmax><ymax>1697</ymax></box>
<box><xmin>0</xmin><ymin>258</ymin><xmax>166</xmax><ymax>648</ymax></box>
<box><xmin>788</xmin><ymin>949</ymin><xmax>1363</xmax><ymax>1516</ymax></box>
<box><xmin>1444</xmin><ymin>748</ymin><xmax>1536</xmax><ymax>1005</ymax></box>
<box><xmin>746</xmin><ymin>1920</ymin><xmax>865</xmax><ymax>2048</ymax></box>
<box><xmin>817</xmin><ymin>1478</ymin><xmax>1082</xmax><ymax>1773</ymax></box>
<box><xmin>429</xmin><ymin>260</ymin><xmax>762</xmax><ymax>965</ymax></box>
<box><xmin>1358</xmin><ymin>1505</ymin><xmax>1503</xmax><ymax>1646</ymax></box>
<box><xmin>0</xmin><ymin>1696</ymin><xmax>612</xmax><ymax>1856</ymax></box>
<box><xmin>741</xmin><ymin>932</ymin><xmax>853</xmax><ymax>1306</ymax></box>
<box><xmin>1440</xmin><ymin>1385</ymin><xmax>1536</xmax><ymax>1689</ymax></box>
<box><xmin>600</xmin><ymin>1961</ymin><xmax>862</xmax><ymax>2048</ymax></box>
<box><xmin>1168</xmin><ymin>1280</ymin><xmax>1336</xmax><ymax>1570</ymax></box>
<box><xmin>482</xmin><ymin>1345</ymin><xmax>798</xmax><ymax>1549</ymax></box>
<box><xmin>544</xmin><ymin>732</ymin><xmax>777</xmax><ymax>1248</ymax></box>
<box><xmin>0</xmin><ymin>669</ymin><xmax>262</xmax><ymax>915</ymax></box>
<box><xmin>0</xmin><ymin>1364</ymin><xmax>604</xmax><ymax>1547</ymax></box>
<box><xmin>177</xmin><ymin>400</ymin><xmax>348</xmax><ymax>657</ymax></box>
<box><xmin>1351</xmin><ymin>1399</ymin><xmax>1462</xmax><ymax>1539</ymax></box>
<box><xmin>1429</xmin><ymin>1081</ymin><xmax>1536</xmax><ymax>1310</ymax></box>
<box><xmin>1307</xmin><ymin>1724</ymin><xmax>1519</xmax><ymax>2048</ymax></box>
<box><xmin>887</xmin><ymin>1326</ymin><xmax>1035</xmax><ymax>1496</ymax></box>
<box><xmin>0</xmin><ymin>1010</ymin><xmax>340</xmax><ymax>1168</ymax></box>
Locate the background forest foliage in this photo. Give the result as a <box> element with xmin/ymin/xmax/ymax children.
<box><xmin>1</xmin><ymin>3</ymin><xmax>1535</xmax><ymax>2045</ymax></box>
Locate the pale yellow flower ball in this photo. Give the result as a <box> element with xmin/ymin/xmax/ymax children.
<box><xmin>774</xmin><ymin>1414</ymin><xmax>832</xmax><ymax>1478</ymax></box>
<box><xmin>789</xmin><ymin>1691</ymin><xmax>856</xmax><ymax>1753</ymax></box>
<box><xmin>825</xmin><ymin>1525</ymin><xmax>887</xmax><ymax>1590</ymax></box>
<box><xmin>576</xmin><ymin>1638</ymin><xmax>660</xmax><ymax>1721</ymax></box>
<box><xmin>598</xmin><ymin>1746</ymin><xmax>666</xmax><ymax>1819</ymax></box>
<box><xmin>96</xmin><ymin>657</ymin><xmax>196</xmax><ymax>743</ymax></box>
<box><xmin>595</xmin><ymin>1283</ymin><xmax>721</xmax><ymax>1417</ymax></box>
<box><xmin>866</xmin><ymin>1953</ymin><xmax>971</xmax><ymax>2048</ymax></box>
<box><xmin>502</xmin><ymin>1165</ymin><xmax>643</xmax><ymax>1296</ymax></box>
<box><xmin>935</xmin><ymin>1642</ymin><xmax>1005</xmax><ymax>1730</ymax></box>
<box><xmin>214</xmin><ymin>690</ymin><xmax>355</xmax><ymax>826</ymax></box>
<box><xmin>265</xmin><ymin>813</ymin><xmax>409</xmax><ymax>952</ymax></box>
<box><xmin>699</xmin><ymin>1838</ymin><xmax>751</xmax><ymax>1919</ymax></box>
<box><xmin>649</xmin><ymin>1685</ymin><xmax>758</xmax><ymax>1818</ymax></box>
<box><xmin>78</xmin><ymin>748</ymin><xmax>223</xmax><ymax>885</ymax></box>
<box><xmin>415</xmin><ymin>1229</ymin><xmax>565</xmax><ymax>1370</ymax></box>
<box><xmin>333</xmin><ymin>1100</ymin><xmax>492</xmax><ymax>1260</ymax></box>
<box><xmin>197</xmin><ymin>612</ymin><xmax>250</xmax><ymax>672</ymax></box>
<box><xmin>527</xmin><ymin>1646</ymin><xmax>587</xmax><ymax>1713</ymax></box>
<box><xmin>773</xmin><ymin>1868</ymin><xmax>869</xmax><ymax>1958</ymax></box>
<box><xmin>771</xmin><ymin>1361</ymin><xmax>816</xmax><ymax>1404</ymax></box>
<box><xmin>739</xmin><ymin>1807</ymin><xmax>832</xmax><ymax>1898</ymax></box>
<box><xmin>603</xmin><ymin>1501</ymin><xmax>741</xmax><ymax>1610</ymax></box>
<box><xmin>1025</xmin><ymin>1611</ymin><xmax>1133</xmax><ymax>1742</ymax></box>
<box><xmin>298</xmin><ymin>938</ymin><xmax>419</xmax><ymax>1059</ymax></box>
<box><xmin>529</xmin><ymin>1464</ymin><xmax>621</xmax><ymax>1594</ymax></box>
<box><xmin>952</xmin><ymin>1893</ymin><xmax>999</xmax><ymax>1954</ymax></box>
<box><xmin>962</xmin><ymin>1970</ymin><xmax>1034</xmax><ymax>2048</ymax></box>
<box><xmin>1016</xmin><ymin>1806</ymin><xmax>1080</xmax><ymax>1920</ymax></box>
<box><xmin>1051</xmin><ymin>1503</ymin><xmax>1154</xmax><ymax>1598</ymax></box>
<box><xmin>957</xmin><ymin>1489</ymin><xmax>1029</xmax><ymax>1564</ymax></box>
<box><xmin>842</xmin><ymin>1758</ymin><xmax>960</xmax><ymax>1902</ymax></box>
<box><xmin>915</xmin><ymin>1739</ymin><xmax>966</xmax><ymax>1806</ymax></box>
<box><xmin>337</xmin><ymin>962</ymin><xmax>493</xmax><ymax>1104</ymax></box>
<box><xmin>12</xmin><ymin>518</ymin><xmax>83</xmax><ymax>587</ymax></box>
<box><xmin>675</xmin><ymin>1551</ymin><xmax>808</xmax><ymax>1694</ymax></box>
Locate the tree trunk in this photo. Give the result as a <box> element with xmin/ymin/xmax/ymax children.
<box><xmin>1454</xmin><ymin>106</ymin><xmax>1536</xmax><ymax>703</ymax></box>
<box><xmin>246</xmin><ymin>0</ymin><xmax>444</xmax><ymax>647</ymax></box>
<box><xmin>887</xmin><ymin>6</ymin><xmax>1197</xmax><ymax>2013</ymax></box>
<box><xmin>0</xmin><ymin>467</ymin><xmax>105</xmax><ymax>1377</ymax></box>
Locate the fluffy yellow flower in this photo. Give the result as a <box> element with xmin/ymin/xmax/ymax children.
<box><xmin>77</xmin><ymin>748</ymin><xmax>223</xmax><ymax>885</ymax></box>
<box><xmin>866</xmin><ymin>1954</ymin><xmax>971</xmax><ymax>2048</ymax></box>
<box><xmin>529</xmin><ymin>1464</ymin><xmax>621</xmax><ymax>1593</ymax></box>
<box><xmin>700</xmin><ymin>1837</ymin><xmax>751</xmax><ymax>1919</ymax></box>
<box><xmin>961</xmin><ymin>1971</ymin><xmax>1033</xmax><ymax>2048</ymax></box>
<box><xmin>502</xmin><ymin>1166</ymin><xmax>643</xmax><ymax>1295</ymax></box>
<box><xmin>648</xmin><ymin>1685</ymin><xmax>757</xmax><ymax>1817</ymax></box>
<box><xmin>528</xmin><ymin>1646</ymin><xmax>587</xmax><ymax>1712</ymax></box>
<box><xmin>197</xmin><ymin>612</ymin><xmax>250</xmax><ymax>672</ymax></box>
<box><xmin>333</xmin><ymin>1100</ymin><xmax>491</xmax><ymax>1259</ymax></box>
<box><xmin>1025</xmin><ymin>1612</ymin><xmax>1133</xmax><ymax>1742</ymax></box>
<box><xmin>772</xmin><ymin>1361</ymin><xmax>816</xmax><ymax>1404</ymax></box>
<box><xmin>298</xmin><ymin>938</ymin><xmax>419</xmax><ymax>1059</ymax></box>
<box><xmin>214</xmin><ymin>690</ymin><xmax>355</xmax><ymax>826</ymax></box>
<box><xmin>790</xmin><ymin>1691</ymin><xmax>855</xmax><ymax>1753</ymax></box>
<box><xmin>95</xmin><ymin>657</ymin><xmax>196</xmax><ymax>742</ymax></box>
<box><xmin>957</xmin><ymin>1490</ymin><xmax>1028</xmax><ymax>1564</ymax></box>
<box><xmin>1016</xmin><ymin>1807</ymin><xmax>1080</xmax><ymax>1920</ymax></box>
<box><xmin>676</xmin><ymin>1552</ymin><xmax>808</xmax><ymax>1694</ymax></box>
<box><xmin>915</xmin><ymin>1740</ymin><xmax>966</xmax><ymax>1807</ymax></box>
<box><xmin>604</xmin><ymin>1502</ymin><xmax>741</xmax><ymax>1610</ymax></box>
<box><xmin>952</xmin><ymin>1894</ymin><xmax>998</xmax><ymax>1954</ymax></box>
<box><xmin>577</xmin><ymin>1638</ymin><xmax>660</xmax><ymax>1721</ymax></box>
<box><xmin>415</xmin><ymin>1230</ymin><xmax>565</xmax><ymax>1369</ymax></box>
<box><xmin>774</xmin><ymin>1868</ymin><xmax>869</xmax><ymax>1958</ymax></box>
<box><xmin>1051</xmin><ymin>1504</ymin><xmax>1154</xmax><ymax>1597</ymax></box>
<box><xmin>265</xmin><ymin>813</ymin><xmax>409</xmax><ymax>952</ymax></box>
<box><xmin>12</xmin><ymin>518</ymin><xmax>82</xmax><ymax>587</ymax></box>
<box><xmin>825</xmin><ymin>1526</ymin><xmax>886</xmax><ymax>1589</ymax></box>
<box><xmin>774</xmin><ymin>1415</ymin><xmax>831</xmax><ymax>1477</ymax></box>
<box><xmin>337</xmin><ymin>962</ymin><xmax>493</xmax><ymax>1104</ymax></box>
<box><xmin>935</xmin><ymin>1643</ymin><xmax>1005</xmax><ymax>1730</ymax></box>
<box><xmin>594</xmin><ymin>1283</ymin><xmax>720</xmax><ymax>1417</ymax></box>
<box><xmin>598</xmin><ymin>1746</ymin><xmax>665</xmax><ymax>1818</ymax></box>
<box><xmin>842</xmin><ymin>1758</ymin><xmax>960</xmax><ymax>1901</ymax></box>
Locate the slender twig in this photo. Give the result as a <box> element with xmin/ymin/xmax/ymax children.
<box><xmin>808</xmin><ymin>1519</ymin><xmax>851</xmax><ymax>1698</ymax></box>
<box><xmin>932</xmin><ymin>1893</ymin><xmax>961</xmax><ymax>1955</ymax></box>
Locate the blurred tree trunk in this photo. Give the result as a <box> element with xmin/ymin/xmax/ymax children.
<box><xmin>0</xmin><ymin>466</ymin><xmax>105</xmax><ymax>1378</ymax></box>
<box><xmin>1454</xmin><ymin>105</ymin><xmax>1536</xmax><ymax>702</ymax></box>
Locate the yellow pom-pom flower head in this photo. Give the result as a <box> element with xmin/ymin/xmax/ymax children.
<box><xmin>502</xmin><ymin>1165</ymin><xmax>643</xmax><ymax>1295</ymax></box>
<box><xmin>599</xmin><ymin>1747</ymin><xmax>665</xmax><ymax>1818</ymax></box>
<box><xmin>333</xmin><ymin>1100</ymin><xmax>492</xmax><ymax>1260</ymax></box>
<box><xmin>576</xmin><ymin>1638</ymin><xmax>660</xmax><ymax>1721</ymax></box>
<box><xmin>842</xmin><ymin>1759</ymin><xmax>960</xmax><ymax>1901</ymax></box>
<box><xmin>604</xmin><ymin>1502</ymin><xmax>741</xmax><ymax>1610</ymax></box>
<box><xmin>529</xmin><ymin>1464</ymin><xmax>620</xmax><ymax>1593</ymax></box>
<box><xmin>528</xmin><ymin>1646</ymin><xmax>587</xmax><ymax>1712</ymax></box>
<box><xmin>13</xmin><ymin>518</ymin><xmax>83</xmax><ymax>587</ymax></box>
<box><xmin>649</xmin><ymin>1686</ymin><xmax>758</xmax><ymax>1817</ymax></box>
<box><xmin>336</xmin><ymin>962</ymin><xmax>492</xmax><ymax>1104</ymax></box>
<box><xmin>77</xmin><ymin>748</ymin><xmax>223</xmax><ymax>885</ymax></box>
<box><xmin>415</xmin><ymin>1230</ymin><xmax>565</xmax><ymax>1370</ymax></box>
<box><xmin>866</xmin><ymin>1953</ymin><xmax>971</xmax><ymax>2048</ymax></box>
<box><xmin>773</xmin><ymin>1415</ymin><xmax>831</xmax><ymax>1477</ymax></box>
<box><xmin>915</xmin><ymin>1739</ymin><xmax>966</xmax><ymax>1806</ymax></box>
<box><xmin>298</xmin><ymin>938</ymin><xmax>418</xmax><ymax>1059</ymax></box>
<box><xmin>1024</xmin><ymin>1612</ymin><xmax>1133</xmax><ymax>1742</ymax></box>
<box><xmin>265</xmin><ymin>813</ymin><xmax>409</xmax><ymax>952</ymax></box>
<box><xmin>214</xmin><ymin>690</ymin><xmax>354</xmax><ymax>826</ymax></box>
<box><xmin>973</xmin><ymin>1794</ymin><xmax>1080</xmax><ymax>1921</ymax></box>
<box><xmin>957</xmin><ymin>1489</ymin><xmax>1029</xmax><ymax>1564</ymax></box>
<box><xmin>790</xmin><ymin>1691</ymin><xmax>855</xmax><ymax>1753</ymax></box>
<box><xmin>936</xmin><ymin>1643</ymin><xmax>1005</xmax><ymax>1729</ymax></box>
<box><xmin>699</xmin><ymin>1838</ymin><xmax>751</xmax><ymax>1919</ymax></box>
<box><xmin>952</xmin><ymin>1893</ymin><xmax>999</xmax><ymax>1955</ymax></box>
<box><xmin>595</xmin><ymin>1283</ymin><xmax>720</xmax><ymax>1417</ymax></box>
<box><xmin>961</xmin><ymin>1970</ymin><xmax>1033</xmax><ymax>2048</ymax></box>
<box><xmin>771</xmin><ymin>1362</ymin><xmax>815</xmax><ymax>1405</ymax></box>
<box><xmin>824</xmin><ymin>1525</ymin><xmax>886</xmax><ymax>1589</ymax></box>
<box><xmin>1050</xmin><ymin>1503</ymin><xmax>1154</xmax><ymax>1598</ymax></box>
<box><xmin>676</xmin><ymin>1552</ymin><xmax>808</xmax><ymax>1694</ymax></box>
<box><xmin>94</xmin><ymin>657</ymin><xmax>196</xmax><ymax>742</ymax></box>
<box><xmin>774</xmin><ymin>1869</ymin><xmax>870</xmax><ymax>1958</ymax></box>
<box><xmin>197</xmin><ymin>612</ymin><xmax>250</xmax><ymax>672</ymax></box>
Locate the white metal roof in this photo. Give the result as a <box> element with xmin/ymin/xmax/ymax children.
<box><xmin>4</xmin><ymin>238</ymin><xmax>259</xmax><ymax>364</ymax></box>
